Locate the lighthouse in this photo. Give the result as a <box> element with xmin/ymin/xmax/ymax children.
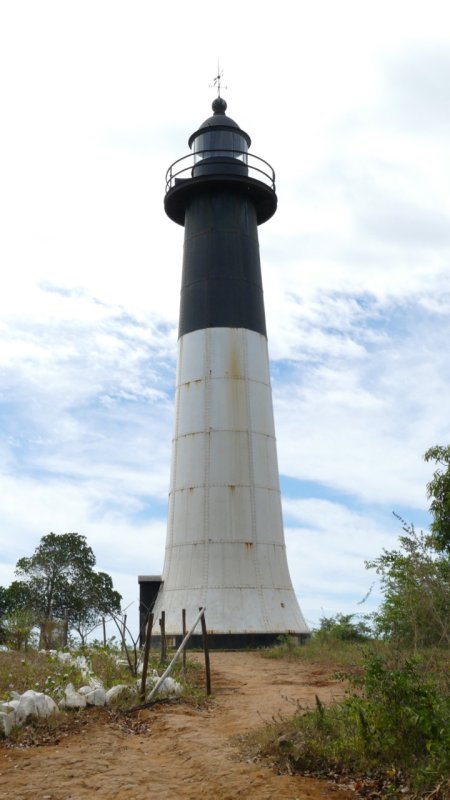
<box><xmin>148</xmin><ymin>93</ymin><xmax>309</xmax><ymax>647</ymax></box>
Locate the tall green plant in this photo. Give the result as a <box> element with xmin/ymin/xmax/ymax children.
<box><xmin>366</xmin><ymin>516</ymin><xmax>449</xmax><ymax>649</ymax></box>
<box><xmin>424</xmin><ymin>445</ymin><xmax>450</xmax><ymax>554</ymax></box>
<box><xmin>315</xmin><ymin>613</ymin><xmax>372</xmax><ymax>642</ymax></box>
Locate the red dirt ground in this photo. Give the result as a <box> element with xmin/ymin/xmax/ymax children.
<box><xmin>0</xmin><ymin>651</ymin><xmax>355</xmax><ymax>800</ymax></box>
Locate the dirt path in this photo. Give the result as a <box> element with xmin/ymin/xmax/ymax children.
<box><xmin>0</xmin><ymin>652</ymin><xmax>354</xmax><ymax>800</ymax></box>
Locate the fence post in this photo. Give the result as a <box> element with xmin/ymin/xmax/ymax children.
<box><xmin>137</xmin><ymin>607</ymin><xmax>205</xmax><ymax>708</ymax></box>
<box><xmin>182</xmin><ymin>609</ymin><xmax>187</xmax><ymax>675</ymax></box>
<box><xmin>140</xmin><ymin>613</ymin><xmax>154</xmax><ymax>700</ymax></box>
<box><xmin>199</xmin><ymin>607</ymin><xmax>211</xmax><ymax>696</ymax></box>
<box><xmin>160</xmin><ymin>611</ymin><xmax>167</xmax><ymax>664</ymax></box>
<box><xmin>121</xmin><ymin>614</ymin><xmax>127</xmax><ymax>654</ymax></box>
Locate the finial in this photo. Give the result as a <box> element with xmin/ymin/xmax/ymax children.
<box><xmin>212</xmin><ymin>96</ymin><xmax>227</xmax><ymax>114</ymax></box>
<box><xmin>210</xmin><ymin>61</ymin><xmax>227</xmax><ymax>98</ymax></box>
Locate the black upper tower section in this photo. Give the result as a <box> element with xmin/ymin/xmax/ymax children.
<box><xmin>164</xmin><ymin>99</ymin><xmax>277</xmax><ymax>339</ymax></box>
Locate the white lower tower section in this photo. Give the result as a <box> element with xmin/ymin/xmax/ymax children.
<box><xmin>152</xmin><ymin>327</ymin><xmax>308</xmax><ymax>636</ymax></box>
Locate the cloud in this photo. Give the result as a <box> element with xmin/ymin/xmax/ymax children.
<box><xmin>1</xmin><ymin>1</ymin><xmax>449</xmax><ymax>634</ymax></box>
<box><xmin>283</xmin><ymin>497</ymin><xmax>399</xmax><ymax>625</ymax></box>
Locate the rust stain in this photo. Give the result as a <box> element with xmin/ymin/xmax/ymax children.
<box><xmin>244</xmin><ymin>542</ymin><xmax>253</xmax><ymax>550</ymax></box>
<box><xmin>227</xmin><ymin>333</ymin><xmax>241</xmax><ymax>378</ymax></box>
<box><xmin>229</xmin><ymin>348</ymin><xmax>240</xmax><ymax>378</ymax></box>
<box><xmin>228</xmin><ymin>484</ymin><xmax>236</xmax><ymax>492</ymax></box>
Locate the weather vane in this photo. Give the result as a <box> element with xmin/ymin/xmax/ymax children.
<box><xmin>210</xmin><ymin>62</ymin><xmax>227</xmax><ymax>97</ymax></box>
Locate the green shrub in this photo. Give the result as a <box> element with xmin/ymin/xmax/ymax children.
<box><xmin>249</xmin><ymin>647</ymin><xmax>449</xmax><ymax>797</ymax></box>
<box><xmin>314</xmin><ymin>613</ymin><xmax>372</xmax><ymax>643</ymax></box>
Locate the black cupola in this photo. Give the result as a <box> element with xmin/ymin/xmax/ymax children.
<box><xmin>164</xmin><ymin>98</ymin><xmax>277</xmax><ymax>226</ymax></box>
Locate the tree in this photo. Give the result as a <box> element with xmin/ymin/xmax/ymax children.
<box><xmin>366</xmin><ymin>515</ymin><xmax>450</xmax><ymax>649</ymax></box>
<box><xmin>14</xmin><ymin>532</ymin><xmax>122</xmax><ymax>646</ymax></box>
<box><xmin>0</xmin><ymin>586</ymin><xmax>8</xmax><ymax>643</ymax></box>
<box><xmin>68</xmin><ymin>570</ymin><xmax>122</xmax><ymax>645</ymax></box>
<box><xmin>424</xmin><ymin>444</ymin><xmax>450</xmax><ymax>553</ymax></box>
<box><xmin>315</xmin><ymin>612</ymin><xmax>372</xmax><ymax>642</ymax></box>
<box><xmin>0</xmin><ymin>582</ymin><xmax>36</xmax><ymax>650</ymax></box>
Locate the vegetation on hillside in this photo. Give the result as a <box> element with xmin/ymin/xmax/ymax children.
<box><xmin>1</xmin><ymin>447</ymin><xmax>449</xmax><ymax>797</ymax></box>
<box><xmin>1</xmin><ymin>533</ymin><xmax>122</xmax><ymax>648</ymax></box>
<box><xmin>255</xmin><ymin>446</ymin><xmax>450</xmax><ymax>798</ymax></box>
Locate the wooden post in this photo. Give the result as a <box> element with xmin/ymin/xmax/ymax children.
<box><xmin>140</xmin><ymin>613</ymin><xmax>154</xmax><ymax>700</ymax></box>
<box><xmin>160</xmin><ymin>611</ymin><xmax>167</xmax><ymax>664</ymax></box>
<box><xmin>134</xmin><ymin>607</ymin><xmax>205</xmax><ymax>709</ymax></box>
<box><xmin>182</xmin><ymin>609</ymin><xmax>187</xmax><ymax>675</ymax></box>
<box><xmin>63</xmin><ymin>609</ymin><xmax>69</xmax><ymax>648</ymax></box>
<box><xmin>199</xmin><ymin>607</ymin><xmax>211</xmax><ymax>696</ymax></box>
<box><xmin>121</xmin><ymin>614</ymin><xmax>127</xmax><ymax>654</ymax></box>
<box><xmin>102</xmin><ymin>617</ymin><xmax>107</xmax><ymax>647</ymax></box>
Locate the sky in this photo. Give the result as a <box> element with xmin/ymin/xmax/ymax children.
<box><xmin>1</xmin><ymin>0</ymin><xmax>449</xmax><ymax>638</ymax></box>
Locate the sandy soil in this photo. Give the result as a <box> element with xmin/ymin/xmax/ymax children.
<box><xmin>0</xmin><ymin>652</ymin><xmax>354</xmax><ymax>800</ymax></box>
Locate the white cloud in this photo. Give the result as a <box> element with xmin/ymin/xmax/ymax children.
<box><xmin>0</xmin><ymin>1</ymin><xmax>449</xmax><ymax>632</ymax></box>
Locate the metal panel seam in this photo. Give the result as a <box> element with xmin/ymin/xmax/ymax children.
<box><xmin>244</xmin><ymin>331</ymin><xmax>270</xmax><ymax>629</ymax></box>
<box><xmin>202</xmin><ymin>329</ymin><xmax>211</xmax><ymax>604</ymax></box>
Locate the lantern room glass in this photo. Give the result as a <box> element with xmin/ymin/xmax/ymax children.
<box><xmin>193</xmin><ymin>130</ymin><xmax>248</xmax><ymax>164</ymax></box>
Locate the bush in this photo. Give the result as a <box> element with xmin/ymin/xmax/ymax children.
<box><xmin>367</xmin><ymin>517</ymin><xmax>450</xmax><ymax>649</ymax></box>
<box><xmin>314</xmin><ymin>613</ymin><xmax>372</xmax><ymax>643</ymax></box>
<box><xmin>250</xmin><ymin>646</ymin><xmax>449</xmax><ymax>797</ymax></box>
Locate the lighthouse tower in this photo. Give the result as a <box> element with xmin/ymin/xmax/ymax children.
<box><xmin>151</xmin><ymin>95</ymin><xmax>309</xmax><ymax>647</ymax></box>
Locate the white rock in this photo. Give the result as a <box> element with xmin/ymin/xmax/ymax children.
<box><xmin>21</xmin><ymin>690</ymin><xmax>58</xmax><ymax>717</ymax></box>
<box><xmin>0</xmin><ymin>702</ymin><xmax>14</xmax><ymax>714</ymax></box>
<box><xmin>78</xmin><ymin>684</ymin><xmax>106</xmax><ymax>706</ymax></box>
<box><xmin>1</xmin><ymin>700</ymin><xmax>20</xmax><ymax>714</ymax></box>
<box><xmin>89</xmin><ymin>676</ymin><xmax>104</xmax><ymax>689</ymax></box>
<box><xmin>75</xmin><ymin>656</ymin><xmax>91</xmax><ymax>677</ymax></box>
<box><xmin>55</xmin><ymin>652</ymin><xmax>91</xmax><ymax>678</ymax></box>
<box><xmin>15</xmin><ymin>694</ymin><xmax>38</xmax><ymax>724</ymax></box>
<box><xmin>86</xmin><ymin>687</ymin><xmax>106</xmax><ymax>706</ymax></box>
<box><xmin>105</xmin><ymin>684</ymin><xmax>136</xmax><ymax>705</ymax></box>
<box><xmin>56</xmin><ymin>652</ymin><xmax>72</xmax><ymax>663</ymax></box>
<box><xmin>0</xmin><ymin>712</ymin><xmax>13</xmax><ymax>737</ymax></box>
<box><xmin>145</xmin><ymin>675</ymin><xmax>182</xmax><ymax>699</ymax></box>
<box><xmin>156</xmin><ymin>677</ymin><xmax>182</xmax><ymax>698</ymax></box>
<box><xmin>62</xmin><ymin>683</ymin><xmax>87</xmax><ymax>708</ymax></box>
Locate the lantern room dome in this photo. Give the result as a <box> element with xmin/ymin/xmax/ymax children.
<box><xmin>188</xmin><ymin>97</ymin><xmax>251</xmax><ymax>148</ymax></box>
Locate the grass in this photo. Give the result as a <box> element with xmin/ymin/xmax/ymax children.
<box><xmin>246</xmin><ymin>641</ymin><xmax>450</xmax><ymax>799</ymax></box>
<box><xmin>0</xmin><ymin>644</ymin><xmax>208</xmax><ymax>743</ymax></box>
<box><xmin>262</xmin><ymin>634</ymin><xmax>367</xmax><ymax>668</ymax></box>
<box><xmin>0</xmin><ymin>650</ymin><xmax>87</xmax><ymax>701</ymax></box>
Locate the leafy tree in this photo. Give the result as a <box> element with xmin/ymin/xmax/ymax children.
<box><xmin>424</xmin><ymin>444</ymin><xmax>450</xmax><ymax>553</ymax></box>
<box><xmin>14</xmin><ymin>532</ymin><xmax>122</xmax><ymax>646</ymax></box>
<box><xmin>315</xmin><ymin>612</ymin><xmax>372</xmax><ymax>642</ymax></box>
<box><xmin>69</xmin><ymin>570</ymin><xmax>122</xmax><ymax>645</ymax></box>
<box><xmin>16</xmin><ymin>533</ymin><xmax>95</xmax><ymax>620</ymax></box>
<box><xmin>0</xmin><ymin>585</ymin><xmax>8</xmax><ymax>643</ymax></box>
<box><xmin>2</xmin><ymin>607</ymin><xmax>37</xmax><ymax>651</ymax></box>
<box><xmin>0</xmin><ymin>582</ymin><xmax>37</xmax><ymax>649</ymax></box>
<box><xmin>4</xmin><ymin>580</ymin><xmax>35</xmax><ymax>611</ymax></box>
<box><xmin>367</xmin><ymin>515</ymin><xmax>450</xmax><ymax>649</ymax></box>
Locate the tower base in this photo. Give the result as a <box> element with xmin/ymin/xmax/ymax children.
<box><xmin>175</xmin><ymin>632</ymin><xmax>310</xmax><ymax>650</ymax></box>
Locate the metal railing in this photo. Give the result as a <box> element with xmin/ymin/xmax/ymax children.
<box><xmin>165</xmin><ymin>148</ymin><xmax>276</xmax><ymax>194</ymax></box>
